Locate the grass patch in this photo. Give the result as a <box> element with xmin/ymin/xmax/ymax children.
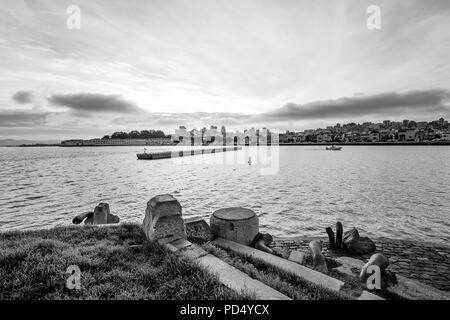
<box><xmin>0</xmin><ymin>224</ymin><xmax>250</xmax><ymax>300</ymax></box>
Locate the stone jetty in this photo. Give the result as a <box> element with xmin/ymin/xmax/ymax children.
<box><xmin>136</xmin><ymin>146</ymin><xmax>242</xmax><ymax>160</ymax></box>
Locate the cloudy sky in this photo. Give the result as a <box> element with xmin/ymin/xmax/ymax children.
<box><xmin>0</xmin><ymin>0</ymin><xmax>449</xmax><ymax>139</ymax></box>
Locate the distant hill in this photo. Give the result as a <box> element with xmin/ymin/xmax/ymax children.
<box><xmin>0</xmin><ymin>139</ymin><xmax>61</xmax><ymax>146</ymax></box>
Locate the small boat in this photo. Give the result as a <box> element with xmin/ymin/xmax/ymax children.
<box><xmin>326</xmin><ymin>145</ymin><xmax>342</xmax><ymax>151</ymax></box>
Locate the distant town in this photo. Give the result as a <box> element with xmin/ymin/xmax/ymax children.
<box><xmin>14</xmin><ymin>117</ymin><xmax>450</xmax><ymax>147</ymax></box>
<box><xmin>280</xmin><ymin>117</ymin><xmax>450</xmax><ymax>144</ymax></box>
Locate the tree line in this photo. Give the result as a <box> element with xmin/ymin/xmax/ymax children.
<box><xmin>102</xmin><ymin>130</ymin><xmax>168</xmax><ymax>140</ymax></box>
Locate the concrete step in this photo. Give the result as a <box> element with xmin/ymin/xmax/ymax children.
<box><xmin>162</xmin><ymin>239</ymin><xmax>291</xmax><ymax>300</ymax></box>
<box><xmin>212</xmin><ymin>238</ymin><xmax>345</xmax><ymax>293</ymax></box>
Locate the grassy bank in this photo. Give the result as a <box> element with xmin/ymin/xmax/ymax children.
<box><xmin>0</xmin><ymin>223</ymin><xmax>249</xmax><ymax>300</ymax></box>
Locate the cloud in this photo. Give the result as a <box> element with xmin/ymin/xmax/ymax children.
<box><xmin>0</xmin><ymin>110</ymin><xmax>49</xmax><ymax>127</ymax></box>
<box><xmin>111</xmin><ymin>112</ymin><xmax>250</xmax><ymax>127</ymax></box>
<box><xmin>12</xmin><ymin>91</ymin><xmax>34</xmax><ymax>104</ymax></box>
<box><xmin>256</xmin><ymin>89</ymin><xmax>450</xmax><ymax>121</ymax></box>
<box><xmin>47</xmin><ymin>93</ymin><xmax>143</xmax><ymax>115</ymax></box>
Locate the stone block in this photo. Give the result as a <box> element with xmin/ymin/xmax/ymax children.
<box><xmin>343</xmin><ymin>228</ymin><xmax>376</xmax><ymax>256</ymax></box>
<box><xmin>210</xmin><ymin>207</ymin><xmax>259</xmax><ymax>245</ymax></box>
<box><xmin>143</xmin><ymin>194</ymin><xmax>186</xmax><ymax>242</ymax></box>
<box><xmin>195</xmin><ymin>253</ymin><xmax>291</xmax><ymax>300</ymax></box>
<box><xmin>184</xmin><ymin>216</ymin><xmax>212</xmax><ymax>243</ymax></box>
<box><xmin>288</xmin><ymin>251</ymin><xmax>306</xmax><ymax>265</ymax></box>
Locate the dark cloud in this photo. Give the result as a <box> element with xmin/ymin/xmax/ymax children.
<box><xmin>47</xmin><ymin>93</ymin><xmax>143</xmax><ymax>115</ymax></box>
<box><xmin>0</xmin><ymin>110</ymin><xmax>49</xmax><ymax>127</ymax></box>
<box><xmin>12</xmin><ymin>91</ymin><xmax>34</xmax><ymax>104</ymax></box>
<box><xmin>256</xmin><ymin>89</ymin><xmax>450</xmax><ymax>121</ymax></box>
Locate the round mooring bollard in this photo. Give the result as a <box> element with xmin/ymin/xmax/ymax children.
<box><xmin>210</xmin><ymin>207</ymin><xmax>259</xmax><ymax>245</ymax></box>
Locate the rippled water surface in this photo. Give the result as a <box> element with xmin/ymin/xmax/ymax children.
<box><xmin>0</xmin><ymin>146</ymin><xmax>449</xmax><ymax>244</ymax></box>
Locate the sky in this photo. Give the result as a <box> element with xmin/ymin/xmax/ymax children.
<box><xmin>0</xmin><ymin>0</ymin><xmax>449</xmax><ymax>139</ymax></box>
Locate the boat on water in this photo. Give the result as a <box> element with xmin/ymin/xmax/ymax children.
<box><xmin>326</xmin><ymin>145</ymin><xmax>342</xmax><ymax>151</ymax></box>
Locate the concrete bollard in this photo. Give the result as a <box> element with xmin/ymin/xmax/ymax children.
<box><xmin>360</xmin><ymin>253</ymin><xmax>390</xmax><ymax>283</ymax></box>
<box><xmin>309</xmin><ymin>240</ymin><xmax>328</xmax><ymax>274</ymax></box>
<box><xmin>210</xmin><ymin>207</ymin><xmax>259</xmax><ymax>246</ymax></box>
<box><xmin>93</xmin><ymin>203</ymin><xmax>109</xmax><ymax>224</ymax></box>
<box><xmin>84</xmin><ymin>203</ymin><xmax>120</xmax><ymax>225</ymax></box>
<box><xmin>143</xmin><ymin>194</ymin><xmax>187</xmax><ymax>243</ymax></box>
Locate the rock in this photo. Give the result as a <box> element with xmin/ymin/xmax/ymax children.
<box><xmin>210</xmin><ymin>207</ymin><xmax>259</xmax><ymax>245</ymax></box>
<box><xmin>72</xmin><ymin>211</ymin><xmax>92</xmax><ymax>224</ymax></box>
<box><xmin>288</xmin><ymin>251</ymin><xmax>306</xmax><ymax>265</ymax></box>
<box><xmin>84</xmin><ymin>203</ymin><xmax>120</xmax><ymax>225</ymax></box>
<box><xmin>253</xmin><ymin>233</ymin><xmax>273</xmax><ymax>246</ymax></box>
<box><xmin>343</xmin><ymin>228</ymin><xmax>376</xmax><ymax>256</ymax></box>
<box><xmin>143</xmin><ymin>194</ymin><xmax>186</xmax><ymax>243</ymax></box>
<box><xmin>308</xmin><ymin>240</ymin><xmax>328</xmax><ymax>274</ymax></box>
<box><xmin>360</xmin><ymin>253</ymin><xmax>390</xmax><ymax>283</ymax></box>
<box><xmin>253</xmin><ymin>233</ymin><xmax>274</xmax><ymax>254</ymax></box>
<box><xmin>184</xmin><ymin>216</ymin><xmax>212</xmax><ymax>243</ymax></box>
<box><xmin>107</xmin><ymin>213</ymin><xmax>120</xmax><ymax>224</ymax></box>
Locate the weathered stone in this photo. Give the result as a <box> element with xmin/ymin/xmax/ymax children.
<box><xmin>343</xmin><ymin>228</ymin><xmax>376</xmax><ymax>256</ymax></box>
<box><xmin>184</xmin><ymin>216</ymin><xmax>212</xmax><ymax>243</ymax></box>
<box><xmin>360</xmin><ymin>253</ymin><xmax>390</xmax><ymax>283</ymax></box>
<box><xmin>143</xmin><ymin>194</ymin><xmax>186</xmax><ymax>243</ymax></box>
<box><xmin>210</xmin><ymin>207</ymin><xmax>259</xmax><ymax>245</ymax></box>
<box><xmin>107</xmin><ymin>213</ymin><xmax>120</xmax><ymax>224</ymax></box>
<box><xmin>254</xmin><ymin>233</ymin><xmax>274</xmax><ymax>254</ymax></box>
<box><xmin>288</xmin><ymin>251</ymin><xmax>306</xmax><ymax>265</ymax></box>
<box><xmin>94</xmin><ymin>203</ymin><xmax>109</xmax><ymax>224</ymax></box>
<box><xmin>308</xmin><ymin>240</ymin><xmax>328</xmax><ymax>274</ymax></box>
<box><xmin>84</xmin><ymin>203</ymin><xmax>120</xmax><ymax>225</ymax></box>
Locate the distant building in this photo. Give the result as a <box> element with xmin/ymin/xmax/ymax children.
<box><xmin>61</xmin><ymin>138</ymin><xmax>172</xmax><ymax>146</ymax></box>
<box><xmin>172</xmin><ymin>126</ymin><xmax>188</xmax><ymax>142</ymax></box>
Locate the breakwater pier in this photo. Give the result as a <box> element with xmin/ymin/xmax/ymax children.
<box><xmin>136</xmin><ymin>146</ymin><xmax>242</xmax><ymax>160</ymax></box>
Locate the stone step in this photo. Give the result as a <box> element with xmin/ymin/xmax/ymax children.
<box><xmin>212</xmin><ymin>238</ymin><xmax>345</xmax><ymax>293</ymax></box>
<box><xmin>162</xmin><ymin>239</ymin><xmax>291</xmax><ymax>300</ymax></box>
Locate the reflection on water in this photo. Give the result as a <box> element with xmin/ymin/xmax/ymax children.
<box><xmin>0</xmin><ymin>145</ymin><xmax>449</xmax><ymax>244</ymax></box>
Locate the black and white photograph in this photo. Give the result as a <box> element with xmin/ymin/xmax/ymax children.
<box><xmin>0</xmin><ymin>0</ymin><xmax>449</xmax><ymax>312</ymax></box>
